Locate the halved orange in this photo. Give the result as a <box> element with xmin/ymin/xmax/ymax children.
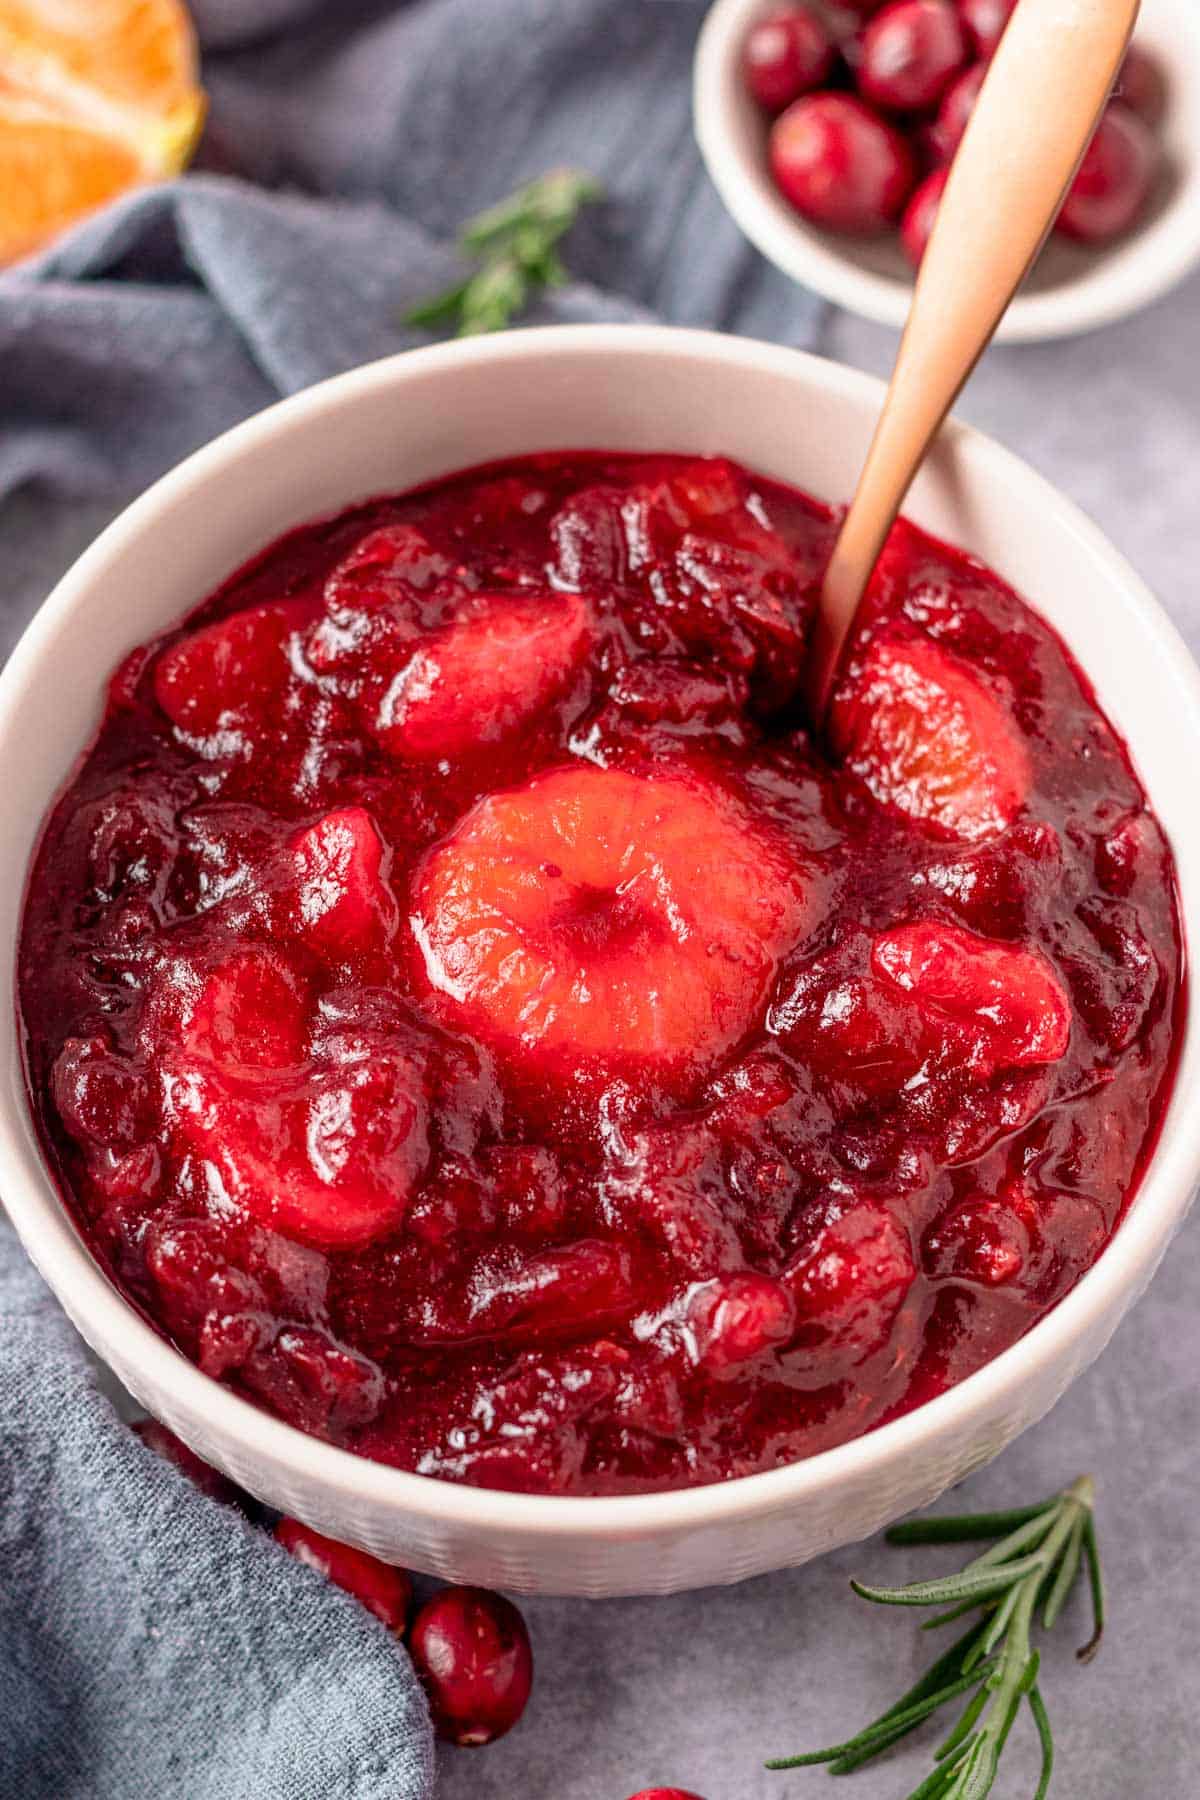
<box><xmin>0</xmin><ymin>0</ymin><xmax>204</xmax><ymax>265</ymax></box>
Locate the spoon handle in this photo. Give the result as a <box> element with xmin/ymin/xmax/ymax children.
<box><xmin>809</xmin><ymin>0</ymin><xmax>1141</xmax><ymax>728</ymax></box>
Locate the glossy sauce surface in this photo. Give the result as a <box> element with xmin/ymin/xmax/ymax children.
<box><xmin>19</xmin><ymin>453</ymin><xmax>1182</xmax><ymax>1493</ymax></box>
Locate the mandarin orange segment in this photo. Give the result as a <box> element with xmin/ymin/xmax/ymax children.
<box><xmin>0</xmin><ymin>0</ymin><xmax>203</xmax><ymax>264</ymax></box>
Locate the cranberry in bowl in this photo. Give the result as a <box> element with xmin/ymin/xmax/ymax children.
<box><xmin>2</xmin><ymin>326</ymin><xmax>1198</xmax><ymax>1596</ymax></box>
<box><xmin>695</xmin><ymin>0</ymin><xmax>1200</xmax><ymax>342</ymax></box>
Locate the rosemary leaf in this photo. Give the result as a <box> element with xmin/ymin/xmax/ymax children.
<box><xmin>1042</xmin><ymin>1514</ymin><xmax>1086</xmax><ymax>1632</ymax></box>
<box><xmin>767</xmin><ymin>1477</ymin><xmax>1103</xmax><ymax>1799</ymax></box>
<box><xmin>764</xmin><ymin>1667</ymin><xmax>988</xmax><ymax>1770</ymax></box>
<box><xmin>936</xmin><ymin>1684</ymin><xmax>990</xmax><ymax>1760</ymax></box>
<box><xmin>966</xmin><ymin>1508</ymin><xmax>1059</xmax><ymax>1571</ymax></box>
<box><xmin>405</xmin><ymin>168</ymin><xmax>600</xmax><ymax>337</ymax></box>
<box><xmin>908</xmin><ymin>1738</ymin><xmax>977</xmax><ymax>1800</ymax></box>
<box><xmin>970</xmin><ymin>1581</ymin><xmax>1023</xmax><ymax>1667</ymax></box>
<box><xmin>1030</xmin><ymin>1685</ymin><xmax>1055</xmax><ymax>1799</ymax></box>
<box><xmin>1078</xmin><ymin>1515</ymin><xmax>1106</xmax><ymax>1662</ymax></box>
<box><xmin>851</xmin><ymin>1552</ymin><xmax>1046</xmax><ymax>1610</ymax></box>
<box><xmin>887</xmin><ymin>1503</ymin><xmax>1056</xmax><ymax>1546</ymax></box>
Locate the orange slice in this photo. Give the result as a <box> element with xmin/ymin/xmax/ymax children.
<box><xmin>0</xmin><ymin>0</ymin><xmax>204</xmax><ymax>265</ymax></box>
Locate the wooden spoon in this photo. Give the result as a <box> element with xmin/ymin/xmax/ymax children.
<box><xmin>808</xmin><ymin>0</ymin><xmax>1142</xmax><ymax>729</ymax></box>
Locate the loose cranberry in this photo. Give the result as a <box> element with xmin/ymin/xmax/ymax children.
<box><xmin>742</xmin><ymin>6</ymin><xmax>835</xmax><ymax>114</ymax></box>
<box><xmin>857</xmin><ymin>0</ymin><xmax>966</xmax><ymax>112</ymax></box>
<box><xmin>409</xmin><ymin>1586</ymin><xmax>533</xmax><ymax>1747</ymax></box>
<box><xmin>958</xmin><ymin>0</ymin><xmax>1015</xmax><ymax>59</ymax></box>
<box><xmin>1055</xmin><ymin>103</ymin><xmax>1157</xmax><ymax>243</ymax></box>
<box><xmin>1116</xmin><ymin>44</ymin><xmax>1168</xmax><ymax>129</ymax></box>
<box><xmin>625</xmin><ymin>1791</ymin><xmax>708</xmax><ymax>1799</ymax></box>
<box><xmin>274</xmin><ymin>1518</ymin><xmax>411</xmax><ymax>1632</ymax></box>
<box><xmin>928</xmin><ymin>59</ymin><xmax>986</xmax><ymax>161</ymax></box>
<box><xmin>131</xmin><ymin>1417</ymin><xmax>245</xmax><ymax>1506</ymax></box>
<box><xmin>901</xmin><ymin>165</ymin><xmax>949</xmax><ymax>265</ymax></box>
<box><xmin>770</xmin><ymin>93</ymin><xmax>916</xmax><ymax>231</ymax></box>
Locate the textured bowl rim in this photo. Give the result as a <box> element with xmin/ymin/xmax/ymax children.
<box><xmin>693</xmin><ymin>0</ymin><xmax>1200</xmax><ymax>345</ymax></box>
<box><xmin>4</xmin><ymin>323</ymin><xmax>1199</xmax><ymax>1542</ymax></box>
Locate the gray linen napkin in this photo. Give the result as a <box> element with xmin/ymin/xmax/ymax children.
<box><xmin>0</xmin><ymin>1224</ymin><xmax>435</xmax><ymax>1800</ymax></box>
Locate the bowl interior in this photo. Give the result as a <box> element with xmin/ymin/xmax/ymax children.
<box><xmin>2</xmin><ymin>328</ymin><xmax>1199</xmax><ymax>1568</ymax></box>
<box><xmin>695</xmin><ymin>0</ymin><xmax>1200</xmax><ymax>342</ymax></box>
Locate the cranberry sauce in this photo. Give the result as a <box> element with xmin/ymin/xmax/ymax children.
<box><xmin>18</xmin><ymin>453</ymin><xmax>1182</xmax><ymax>1495</ymax></box>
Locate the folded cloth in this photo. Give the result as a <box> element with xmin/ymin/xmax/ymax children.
<box><xmin>0</xmin><ymin>4</ymin><xmax>821</xmax><ymax>1795</ymax></box>
<box><xmin>0</xmin><ymin>1224</ymin><xmax>434</xmax><ymax>1800</ymax></box>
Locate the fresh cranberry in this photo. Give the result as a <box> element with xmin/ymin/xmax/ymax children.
<box><xmin>408</xmin><ymin>1586</ymin><xmax>533</xmax><ymax>1746</ymax></box>
<box><xmin>901</xmin><ymin>165</ymin><xmax>948</xmax><ymax>264</ymax></box>
<box><xmin>957</xmin><ymin>0</ymin><xmax>1015</xmax><ymax>58</ymax></box>
<box><xmin>770</xmin><ymin>93</ymin><xmax>916</xmax><ymax>231</ymax></box>
<box><xmin>857</xmin><ymin>0</ymin><xmax>966</xmax><ymax>112</ymax></box>
<box><xmin>928</xmin><ymin>59</ymin><xmax>986</xmax><ymax>160</ymax></box>
<box><xmin>1116</xmin><ymin>44</ymin><xmax>1168</xmax><ymax>128</ymax></box>
<box><xmin>131</xmin><ymin>1417</ymin><xmax>245</xmax><ymax>1506</ymax></box>
<box><xmin>625</xmin><ymin>1791</ymin><xmax>708</xmax><ymax>1799</ymax></box>
<box><xmin>1055</xmin><ymin>103</ymin><xmax>1158</xmax><ymax>243</ymax></box>
<box><xmin>274</xmin><ymin>1518</ymin><xmax>411</xmax><ymax>1632</ymax></box>
<box><xmin>742</xmin><ymin>6</ymin><xmax>834</xmax><ymax>113</ymax></box>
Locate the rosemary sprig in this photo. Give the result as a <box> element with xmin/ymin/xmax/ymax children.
<box><xmin>405</xmin><ymin>168</ymin><xmax>601</xmax><ymax>337</ymax></box>
<box><xmin>767</xmin><ymin>1476</ymin><xmax>1104</xmax><ymax>1798</ymax></box>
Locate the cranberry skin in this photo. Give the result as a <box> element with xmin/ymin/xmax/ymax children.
<box><xmin>858</xmin><ymin>0</ymin><xmax>966</xmax><ymax>112</ymax></box>
<box><xmin>131</xmin><ymin>1418</ymin><xmax>245</xmax><ymax>1506</ymax></box>
<box><xmin>1116</xmin><ymin>44</ymin><xmax>1168</xmax><ymax>128</ymax></box>
<box><xmin>770</xmin><ymin>93</ymin><xmax>916</xmax><ymax>231</ymax></box>
<box><xmin>958</xmin><ymin>0</ymin><xmax>1015</xmax><ymax>58</ymax></box>
<box><xmin>901</xmin><ymin>165</ymin><xmax>949</xmax><ymax>265</ymax></box>
<box><xmin>743</xmin><ymin>6</ymin><xmax>835</xmax><ymax>114</ymax></box>
<box><xmin>409</xmin><ymin>1586</ymin><xmax>533</xmax><ymax>1746</ymax></box>
<box><xmin>1055</xmin><ymin>103</ymin><xmax>1158</xmax><ymax>243</ymax></box>
<box><xmin>929</xmin><ymin>60</ymin><xmax>986</xmax><ymax>160</ymax></box>
<box><xmin>274</xmin><ymin>1518</ymin><xmax>412</xmax><ymax>1632</ymax></box>
<box><xmin>626</xmin><ymin>1792</ymin><xmax>708</xmax><ymax>1799</ymax></box>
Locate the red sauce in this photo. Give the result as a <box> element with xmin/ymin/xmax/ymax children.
<box><xmin>18</xmin><ymin>453</ymin><xmax>1183</xmax><ymax>1494</ymax></box>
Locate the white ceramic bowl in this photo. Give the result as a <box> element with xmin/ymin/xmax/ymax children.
<box><xmin>3</xmin><ymin>326</ymin><xmax>1199</xmax><ymax>1596</ymax></box>
<box><xmin>695</xmin><ymin>0</ymin><xmax>1200</xmax><ymax>343</ymax></box>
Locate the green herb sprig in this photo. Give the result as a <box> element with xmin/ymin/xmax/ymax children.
<box><xmin>405</xmin><ymin>168</ymin><xmax>601</xmax><ymax>337</ymax></box>
<box><xmin>767</xmin><ymin>1476</ymin><xmax>1104</xmax><ymax>1799</ymax></box>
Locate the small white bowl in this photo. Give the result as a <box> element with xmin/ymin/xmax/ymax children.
<box><xmin>695</xmin><ymin>0</ymin><xmax>1200</xmax><ymax>343</ymax></box>
<box><xmin>2</xmin><ymin>326</ymin><xmax>1199</xmax><ymax>1595</ymax></box>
